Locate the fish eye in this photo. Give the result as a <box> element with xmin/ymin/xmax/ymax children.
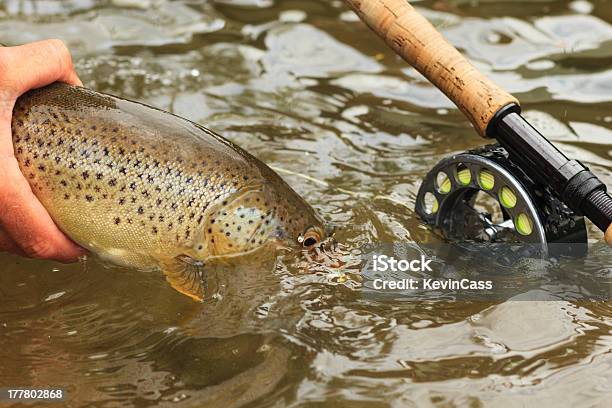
<box><xmin>302</xmin><ymin>230</ymin><xmax>320</xmax><ymax>248</ymax></box>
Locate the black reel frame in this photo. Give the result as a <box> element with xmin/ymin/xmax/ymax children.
<box><xmin>416</xmin><ymin>103</ymin><xmax>612</xmax><ymax>258</ymax></box>
<box><xmin>416</xmin><ymin>144</ymin><xmax>588</xmax><ymax>259</ymax></box>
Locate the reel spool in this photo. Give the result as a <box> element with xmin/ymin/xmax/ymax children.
<box><xmin>416</xmin><ymin>144</ymin><xmax>588</xmax><ymax>259</ymax></box>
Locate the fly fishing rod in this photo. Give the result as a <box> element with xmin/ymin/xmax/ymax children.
<box><xmin>344</xmin><ymin>0</ymin><xmax>612</xmax><ymax>255</ymax></box>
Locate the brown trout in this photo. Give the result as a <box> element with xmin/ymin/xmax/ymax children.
<box><xmin>11</xmin><ymin>83</ymin><xmax>326</xmax><ymax>300</ymax></box>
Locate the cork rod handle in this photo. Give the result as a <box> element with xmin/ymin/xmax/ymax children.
<box><xmin>344</xmin><ymin>0</ymin><xmax>518</xmax><ymax>137</ymax></box>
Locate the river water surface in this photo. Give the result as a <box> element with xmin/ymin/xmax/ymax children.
<box><xmin>0</xmin><ymin>0</ymin><xmax>611</xmax><ymax>407</ymax></box>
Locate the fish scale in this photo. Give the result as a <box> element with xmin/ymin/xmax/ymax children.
<box><xmin>11</xmin><ymin>82</ymin><xmax>325</xmax><ymax>300</ymax></box>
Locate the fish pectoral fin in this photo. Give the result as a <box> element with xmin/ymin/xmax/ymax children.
<box><xmin>159</xmin><ymin>257</ymin><xmax>206</xmax><ymax>302</ymax></box>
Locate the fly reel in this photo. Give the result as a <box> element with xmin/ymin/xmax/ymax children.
<box><xmin>416</xmin><ymin>144</ymin><xmax>588</xmax><ymax>259</ymax></box>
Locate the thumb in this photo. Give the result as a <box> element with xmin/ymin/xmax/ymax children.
<box><xmin>605</xmin><ymin>224</ymin><xmax>612</xmax><ymax>246</ymax></box>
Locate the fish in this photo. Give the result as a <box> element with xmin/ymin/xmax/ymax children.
<box><xmin>11</xmin><ymin>82</ymin><xmax>326</xmax><ymax>301</ymax></box>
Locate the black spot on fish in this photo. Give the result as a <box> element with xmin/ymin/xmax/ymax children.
<box><xmin>137</xmin><ymin>206</ymin><xmax>144</xmax><ymax>214</ymax></box>
<box><xmin>82</xmin><ymin>171</ymin><xmax>89</xmax><ymax>179</ymax></box>
<box><xmin>96</xmin><ymin>173</ymin><xmax>103</xmax><ymax>180</ymax></box>
<box><xmin>114</xmin><ymin>217</ymin><xmax>120</xmax><ymax>224</ymax></box>
<box><xmin>85</xmin><ymin>195</ymin><xmax>94</xmax><ymax>202</ymax></box>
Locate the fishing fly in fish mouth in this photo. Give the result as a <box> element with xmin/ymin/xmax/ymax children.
<box><xmin>7</xmin><ymin>69</ymin><xmax>328</xmax><ymax>301</ymax></box>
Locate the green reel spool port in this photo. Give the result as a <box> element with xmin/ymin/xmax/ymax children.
<box><xmin>416</xmin><ymin>144</ymin><xmax>588</xmax><ymax>259</ymax></box>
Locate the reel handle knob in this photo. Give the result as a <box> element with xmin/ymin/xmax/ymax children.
<box><xmin>343</xmin><ymin>0</ymin><xmax>518</xmax><ymax>137</ymax></box>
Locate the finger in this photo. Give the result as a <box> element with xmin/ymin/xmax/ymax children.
<box><xmin>606</xmin><ymin>223</ymin><xmax>612</xmax><ymax>247</ymax></box>
<box><xmin>0</xmin><ymin>158</ymin><xmax>86</xmax><ymax>263</ymax></box>
<box><xmin>0</xmin><ymin>226</ymin><xmax>26</xmax><ymax>256</ymax></box>
<box><xmin>1</xmin><ymin>39</ymin><xmax>83</xmax><ymax>94</ymax></box>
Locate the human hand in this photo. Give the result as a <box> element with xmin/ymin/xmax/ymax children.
<box><xmin>0</xmin><ymin>39</ymin><xmax>86</xmax><ymax>262</ymax></box>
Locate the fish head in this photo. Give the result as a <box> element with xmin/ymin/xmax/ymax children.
<box><xmin>193</xmin><ymin>181</ymin><xmax>326</xmax><ymax>259</ymax></box>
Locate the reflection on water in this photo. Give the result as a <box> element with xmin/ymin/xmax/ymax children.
<box><xmin>0</xmin><ymin>0</ymin><xmax>611</xmax><ymax>406</ymax></box>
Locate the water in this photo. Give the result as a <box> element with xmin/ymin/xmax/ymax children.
<box><xmin>1</xmin><ymin>0</ymin><xmax>611</xmax><ymax>406</ymax></box>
